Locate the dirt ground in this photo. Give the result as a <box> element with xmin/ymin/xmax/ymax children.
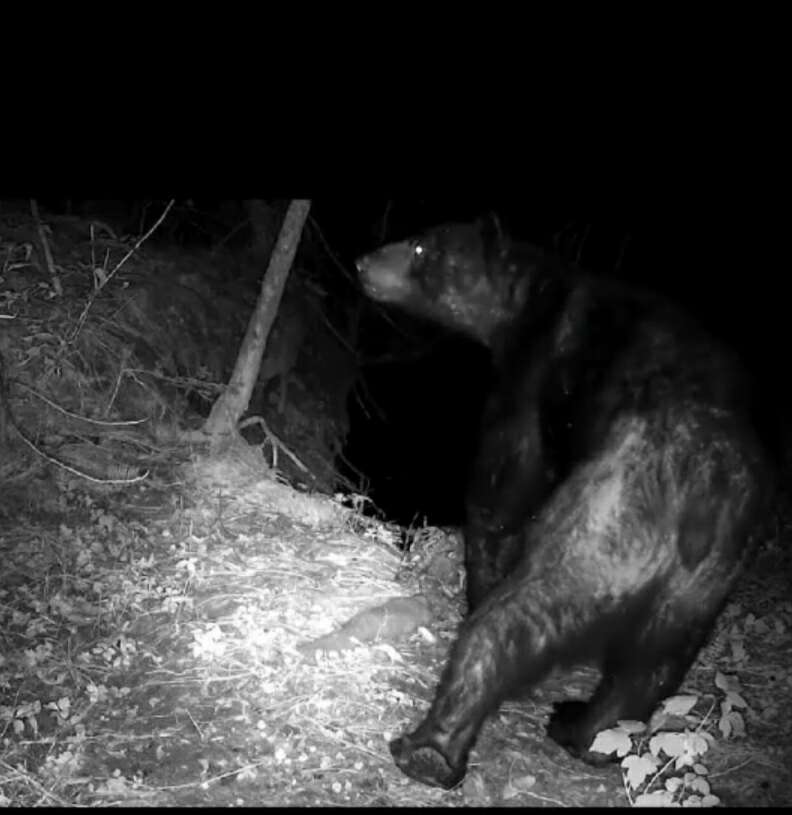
<box><xmin>0</xmin><ymin>460</ymin><xmax>789</xmax><ymax>808</ymax></box>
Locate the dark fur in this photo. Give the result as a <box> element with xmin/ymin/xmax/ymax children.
<box><xmin>356</xmin><ymin>220</ymin><xmax>772</xmax><ymax>789</ymax></box>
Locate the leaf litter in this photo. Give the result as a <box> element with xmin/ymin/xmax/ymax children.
<box><xmin>2</xmin><ymin>443</ymin><xmax>791</xmax><ymax>806</ymax></box>
<box><xmin>0</xmin><ymin>444</ymin><xmax>473</xmax><ymax>807</ymax></box>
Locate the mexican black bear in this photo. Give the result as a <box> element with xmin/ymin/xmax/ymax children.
<box><xmin>355</xmin><ymin>219</ymin><xmax>773</xmax><ymax>790</ymax></box>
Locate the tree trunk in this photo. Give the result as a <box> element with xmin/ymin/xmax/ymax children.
<box><xmin>204</xmin><ymin>199</ymin><xmax>311</xmax><ymax>442</ymax></box>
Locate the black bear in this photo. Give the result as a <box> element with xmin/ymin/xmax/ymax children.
<box><xmin>355</xmin><ymin>219</ymin><xmax>773</xmax><ymax>790</ymax></box>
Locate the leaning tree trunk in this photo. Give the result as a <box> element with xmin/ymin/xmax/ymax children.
<box><xmin>204</xmin><ymin>199</ymin><xmax>311</xmax><ymax>443</ymax></box>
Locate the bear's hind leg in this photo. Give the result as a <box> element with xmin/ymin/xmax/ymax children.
<box><xmin>547</xmin><ymin>615</ymin><xmax>715</xmax><ymax>764</ymax></box>
<box><xmin>390</xmin><ymin>576</ymin><xmax>574</xmax><ymax>788</ymax></box>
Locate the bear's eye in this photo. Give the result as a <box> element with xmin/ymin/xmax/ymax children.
<box><xmin>414</xmin><ymin>243</ymin><xmax>425</xmax><ymax>258</ymax></box>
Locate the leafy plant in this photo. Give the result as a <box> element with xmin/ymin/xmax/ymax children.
<box><xmin>590</xmin><ymin>672</ymin><xmax>750</xmax><ymax>807</ymax></box>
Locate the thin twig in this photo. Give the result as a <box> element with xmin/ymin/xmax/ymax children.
<box><xmin>150</xmin><ymin>758</ymin><xmax>273</xmax><ymax>792</ymax></box>
<box><xmin>104</xmin><ymin>348</ymin><xmax>131</xmax><ymax>417</ymax></box>
<box><xmin>210</xmin><ymin>217</ymin><xmax>250</xmax><ymax>256</ymax></box>
<box><xmin>308</xmin><ymin>215</ymin><xmax>358</xmax><ymax>286</ymax></box>
<box><xmin>237</xmin><ymin>415</ymin><xmax>309</xmax><ymax>472</ymax></box>
<box><xmin>11</xmin><ymin>427</ymin><xmax>149</xmax><ymax>484</ymax></box>
<box><xmin>179</xmin><ymin>707</ymin><xmax>205</xmax><ymax>742</ymax></box>
<box><xmin>13</xmin><ymin>381</ymin><xmax>148</xmax><ymax>426</ymax></box>
<box><xmin>0</xmin><ymin>759</ymin><xmax>70</xmax><ymax>807</ymax></box>
<box><xmin>30</xmin><ymin>199</ymin><xmax>63</xmax><ymax>296</ymax></box>
<box><xmin>70</xmin><ymin>200</ymin><xmax>175</xmax><ymax>344</ymax></box>
<box><xmin>124</xmin><ymin>368</ymin><xmax>224</xmax><ymax>392</ymax></box>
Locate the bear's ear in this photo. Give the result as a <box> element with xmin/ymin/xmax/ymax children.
<box><xmin>477</xmin><ymin>211</ymin><xmax>506</xmax><ymax>254</ymax></box>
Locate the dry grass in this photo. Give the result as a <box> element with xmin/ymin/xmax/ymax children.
<box><xmin>0</xmin><ymin>447</ymin><xmax>468</xmax><ymax>806</ymax></box>
<box><xmin>1</xmin><ymin>449</ymin><xmax>790</xmax><ymax>807</ymax></box>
